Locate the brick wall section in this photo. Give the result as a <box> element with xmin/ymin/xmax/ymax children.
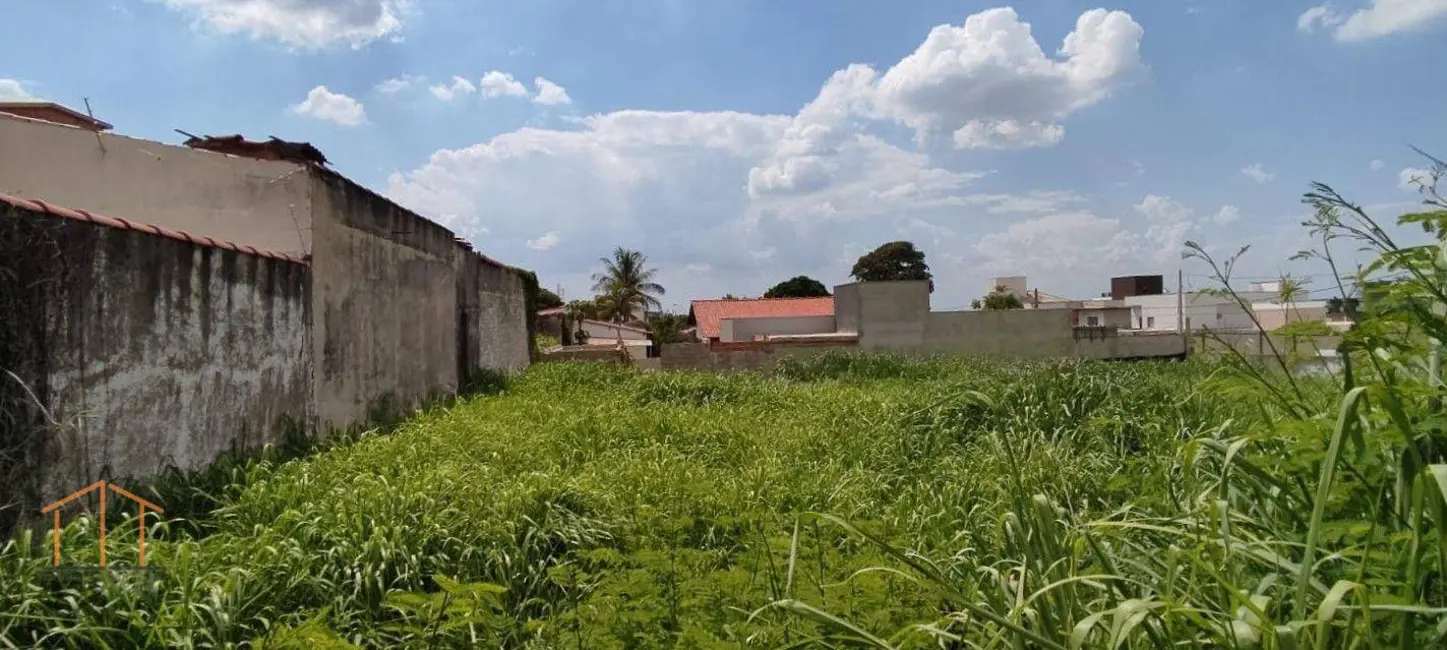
<box><xmin>661</xmin><ymin>339</ymin><xmax>857</xmax><ymax>371</ymax></box>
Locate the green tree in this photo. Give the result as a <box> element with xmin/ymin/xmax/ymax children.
<box><xmin>536</xmin><ymin>287</ymin><xmax>564</xmax><ymax>310</ymax></box>
<box><xmin>591</xmin><ymin>247</ymin><xmax>665</xmax><ymax>322</ymax></box>
<box><xmin>647</xmin><ymin>313</ymin><xmax>691</xmax><ymax>345</ymax></box>
<box><xmin>850</xmin><ymin>241</ymin><xmax>933</xmax><ymax>292</ymax></box>
<box><xmin>970</xmin><ymin>286</ymin><xmax>1024</xmax><ymax>310</ymax></box>
<box><xmin>763</xmin><ymin>276</ymin><xmax>831</xmax><ymax>299</ymax></box>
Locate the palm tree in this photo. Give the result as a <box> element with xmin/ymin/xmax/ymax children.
<box><xmin>591</xmin><ymin>247</ymin><xmax>665</xmax><ymax>323</ymax></box>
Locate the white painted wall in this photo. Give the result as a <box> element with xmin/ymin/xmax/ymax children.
<box><xmin>0</xmin><ymin>113</ymin><xmax>313</xmax><ymax>255</ymax></box>
<box><xmin>581</xmin><ymin>320</ymin><xmax>650</xmax><ymax>342</ymax></box>
<box><xmin>1126</xmin><ymin>293</ymin><xmax>1258</xmax><ymax>332</ymax></box>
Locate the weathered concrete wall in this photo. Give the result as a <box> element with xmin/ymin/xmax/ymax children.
<box><xmin>0</xmin><ymin>113</ymin><xmax>313</xmax><ymax>255</ymax></box>
<box><xmin>924</xmin><ymin>309</ymin><xmax>1075</xmax><ymax>357</ymax></box>
<box><xmin>540</xmin><ymin>345</ymin><xmax>631</xmax><ymax>364</ymax></box>
<box><xmin>0</xmin><ymin>200</ymin><xmax>312</xmax><ymax>513</ymax></box>
<box><xmin>468</xmin><ymin>256</ymin><xmax>532</xmax><ymax>373</ymax></box>
<box><xmin>309</xmin><ymin>169</ymin><xmax>461</xmax><ymax>428</ymax></box>
<box><xmin>834</xmin><ymin>281</ymin><xmax>931</xmax><ymax>349</ymax></box>
<box><xmin>661</xmin><ymin>340</ymin><xmax>856</xmax><ymax>371</ymax></box>
<box><xmin>1072</xmin><ymin>329</ymin><xmax>1186</xmax><ymax>359</ymax></box>
<box><xmin>722</xmin><ymin>315</ymin><xmax>836</xmax><ymax>342</ymax></box>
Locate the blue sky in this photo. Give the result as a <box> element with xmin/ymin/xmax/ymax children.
<box><xmin>3</xmin><ymin>0</ymin><xmax>1445</xmax><ymax>310</ymax></box>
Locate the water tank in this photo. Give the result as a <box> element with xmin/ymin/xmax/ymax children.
<box><xmin>1111</xmin><ymin>275</ymin><xmax>1164</xmax><ymax>301</ymax></box>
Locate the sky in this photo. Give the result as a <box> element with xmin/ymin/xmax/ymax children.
<box><xmin>2</xmin><ymin>0</ymin><xmax>1445</xmax><ymax>311</ymax></box>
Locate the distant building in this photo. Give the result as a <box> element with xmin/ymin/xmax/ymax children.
<box><xmin>688</xmin><ymin>296</ymin><xmax>836</xmax><ymax>345</ymax></box>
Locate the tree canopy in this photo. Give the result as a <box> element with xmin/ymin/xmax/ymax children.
<box><xmin>971</xmin><ymin>286</ymin><xmax>1024</xmax><ymax>310</ymax></box>
<box><xmin>537</xmin><ymin>287</ymin><xmax>564</xmax><ymax>310</ymax></box>
<box><xmin>850</xmin><ymin>241</ymin><xmax>934</xmax><ymax>292</ymax></box>
<box><xmin>764</xmin><ymin>276</ymin><xmax>831</xmax><ymax>299</ymax></box>
<box><xmin>591</xmin><ymin>247</ymin><xmax>665</xmax><ymax>322</ymax></box>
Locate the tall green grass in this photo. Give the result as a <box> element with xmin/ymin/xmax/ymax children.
<box><xmin>0</xmin><ymin>356</ymin><xmax>1244</xmax><ymax>648</ymax></box>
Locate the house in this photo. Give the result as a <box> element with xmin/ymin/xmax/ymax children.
<box><xmin>663</xmin><ymin>281</ymin><xmax>1188</xmax><ymax>371</ymax></box>
<box><xmin>576</xmin><ymin>319</ymin><xmax>653</xmax><ymax>360</ymax></box>
<box><xmin>988</xmin><ymin>276</ymin><xmax>1133</xmax><ymax>327</ymax></box>
<box><xmin>688</xmin><ymin>296</ymin><xmax>836</xmax><ymax>345</ymax></box>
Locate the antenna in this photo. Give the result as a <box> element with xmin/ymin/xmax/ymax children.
<box><xmin>82</xmin><ymin>97</ymin><xmax>106</xmax><ymax>154</ymax></box>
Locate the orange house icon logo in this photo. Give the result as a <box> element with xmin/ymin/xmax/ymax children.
<box><xmin>42</xmin><ymin>480</ymin><xmax>164</xmax><ymax>568</ymax></box>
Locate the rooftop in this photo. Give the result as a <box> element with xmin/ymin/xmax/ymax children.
<box><xmin>0</xmin><ymin>101</ymin><xmax>112</xmax><ymax>131</ymax></box>
<box><xmin>689</xmin><ymin>296</ymin><xmax>835</xmax><ymax>340</ymax></box>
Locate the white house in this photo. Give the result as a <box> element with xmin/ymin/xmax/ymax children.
<box><xmin>578</xmin><ymin>319</ymin><xmax>652</xmax><ymax>360</ymax></box>
<box><xmin>1125</xmin><ymin>291</ymin><xmax>1276</xmax><ymax>332</ymax></box>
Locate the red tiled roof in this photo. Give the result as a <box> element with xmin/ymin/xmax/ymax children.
<box><xmin>537</xmin><ymin>307</ymin><xmax>566</xmax><ymax>316</ymax></box>
<box><xmin>0</xmin><ymin>101</ymin><xmax>113</xmax><ymax>131</ymax></box>
<box><xmin>0</xmin><ymin>192</ymin><xmax>308</xmax><ymax>265</ymax></box>
<box><xmin>689</xmin><ymin>296</ymin><xmax>835</xmax><ymax>340</ymax></box>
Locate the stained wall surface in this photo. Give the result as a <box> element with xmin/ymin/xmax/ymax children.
<box><xmin>0</xmin><ymin>202</ymin><xmax>312</xmax><ymax>513</ymax></box>
<box><xmin>308</xmin><ymin>170</ymin><xmax>461</xmax><ymax>428</ymax></box>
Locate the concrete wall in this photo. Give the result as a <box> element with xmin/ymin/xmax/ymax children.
<box><xmin>1072</xmin><ymin>330</ymin><xmax>1186</xmax><ymax>359</ymax></box>
<box><xmin>1078</xmin><ymin>307</ymin><xmax>1133</xmax><ymax>329</ymax></box>
<box><xmin>661</xmin><ymin>340</ymin><xmax>856</xmax><ymax>371</ymax></box>
<box><xmin>0</xmin><ymin>201</ymin><xmax>312</xmax><ymax>514</ymax></box>
<box><xmin>0</xmin><ymin>114</ymin><xmax>314</xmax><ymax>255</ymax></box>
<box><xmin>308</xmin><ymin>169</ymin><xmax>464</xmax><ymax>428</ymax></box>
<box><xmin>539</xmin><ymin>345</ymin><xmax>631</xmax><ymax>364</ymax></box>
<box><xmin>835</xmin><ymin>281</ymin><xmax>932</xmax><ymax>349</ymax></box>
<box><xmin>924</xmin><ymin>309</ymin><xmax>1075</xmax><ymax>357</ymax></box>
<box><xmin>1253</xmin><ymin>302</ymin><xmax>1328</xmax><ymax>331</ymax></box>
<box><xmin>463</xmin><ymin>253</ymin><xmax>531</xmax><ymax>374</ymax></box>
<box><xmin>721</xmin><ymin>315</ymin><xmax>836</xmax><ymax>342</ymax></box>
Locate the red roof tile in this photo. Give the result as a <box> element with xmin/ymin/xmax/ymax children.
<box><xmin>0</xmin><ymin>192</ymin><xmax>308</xmax><ymax>265</ymax></box>
<box><xmin>689</xmin><ymin>296</ymin><xmax>835</xmax><ymax>340</ymax></box>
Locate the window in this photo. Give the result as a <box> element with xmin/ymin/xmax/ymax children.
<box><xmin>1087</xmin><ymin>315</ymin><xmax>1100</xmax><ymax>326</ymax></box>
<box><xmin>1186</xmin><ymin>317</ymin><xmax>1192</xmax><ymax>330</ymax></box>
<box><xmin>1147</xmin><ymin>316</ymin><xmax>1155</xmax><ymax>328</ymax></box>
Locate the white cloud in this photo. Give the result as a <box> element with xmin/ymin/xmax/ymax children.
<box><xmin>0</xmin><ymin>78</ymin><xmax>36</xmax><ymax>101</ymax></box>
<box><xmin>481</xmin><ymin>70</ymin><xmax>528</xmax><ymax>98</ymax></box>
<box><xmin>1298</xmin><ymin>5</ymin><xmax>1345</xmax><ymax>32</ymax></box>
<box><xmin>973</xmin><ymin>194</ymin><xmax>1231</xmax><ymax>279</ymax></box>
<box><xmin>1401</xmin><ymin>166</ymin><xmax>1435</xmax><ymax>189</ymax></box>
<box><xmin>290</xmin><ymin>85</ymin><xmax>366</xmax><ymax>126</ymax></box>
<box><xmin>1212</xmin><ymin>205</ymin><xmax>1242</xmax><ymax>225</ymax></box>
<box><xmin>527</xmin><ymin>231</ymin><xmax>560</xmax><ymax>251</ymax></box>
<box><xmin>870</xmin><ymin>8</ymin><xmax>1144</xmax><ymax>142</ymax></box>
<box><xmin>1300</xmin><ymin>1</ymin><xmax>1447</xmax><ymax>41</ymax></box>
<box><xmin>533</xmin><ymin>77</ymin><xmax>572</xmax><ymax>105</ymax></box>
<box><xmin>375</xmin><ymin>74</ymin><xmax>421</xmax><ymax>94</ymax></box>
<box><xmin>160</xmin><ymin>0</ymin><xmax>406</xmax><ymax>49</ymax></box>
<box><xmin>952</xmin><ymin>120</ymin><xmax>1065</xmax><ymax>150</ymax></box>
<box><xmin>430</xmin><ymin>75</ymin><xmax>476</xmax><ymax>101</ymax></box>
<box><xmin>1240</xmin><ymin>162</ymin><xmax>1274</xmax><ymax>184</ymax></box>
<box><xmin>384</xmin><ymin>8</ymin><xmax>1149</xmax><ymax>305</ymax></box>
<box><xmin>747</xmin><ymin>8</ymin><xmax>1142</xmax><ymax>202</ymax></box>
<box><xmin>1370</xmin><ymin>158</ymin><xmax>1386</xmax><ymax>171</ymax></box>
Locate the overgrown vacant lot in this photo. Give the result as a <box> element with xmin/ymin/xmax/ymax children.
<box><xmin>3</xmin><ymin>353</ymin><xmax>1443</xmax><ymax>648</ymax></box>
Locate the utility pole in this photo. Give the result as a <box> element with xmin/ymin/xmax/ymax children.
<box><xmin>1177</xmin><ymin>269</ymin><xmax>1186</xmax><ymax>354</ymax></box>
